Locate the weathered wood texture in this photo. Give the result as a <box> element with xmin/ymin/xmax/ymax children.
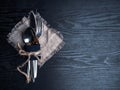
<box><xmin>0</xmin><ymin>0</ymin><xmax>120</xmax><ymax>90</ymax></box>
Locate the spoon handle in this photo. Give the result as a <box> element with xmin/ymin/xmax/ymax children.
<box><xmin>31</xmin><ymin>60</ymin><xmax>38</xmax><ymax>82</ymax></box>
<box><xmin>27</xmin><ymin>60</ymin><xmax>38</xmax><ymax>82</ymax></box>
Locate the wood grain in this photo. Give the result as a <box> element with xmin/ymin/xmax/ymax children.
<box><xmin>0</xmin><ymin>0</ymin><xmax>120</xmax><ymax>90</ymax></box>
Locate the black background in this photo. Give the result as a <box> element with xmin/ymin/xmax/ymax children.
<box><xmin>0</xmin><ymin>0</ymin><xmax>120</xmax><ymax>90</ymax></box>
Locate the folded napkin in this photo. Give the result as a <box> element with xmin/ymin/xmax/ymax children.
<box><xmin>7</xmin><ymin>11</ymin><xmax>64</xmax><ymax>82</ymax></box>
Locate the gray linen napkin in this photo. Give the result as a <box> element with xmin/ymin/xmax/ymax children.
<box><xmin>7</xmin><ymin>11</ymin><xmax>64</xmax><ymax>67</ymax></box>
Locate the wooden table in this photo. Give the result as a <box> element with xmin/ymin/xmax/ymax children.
<box><xmin>0</xmin><ymin>0</ymin><xmax>120</xmax><ymax>90</ymax></box>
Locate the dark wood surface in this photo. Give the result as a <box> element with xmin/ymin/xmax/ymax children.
<box><xmin>0</xmin><ymin>0</ymin><xmax>120</xmax><ymax>90</ymax></box>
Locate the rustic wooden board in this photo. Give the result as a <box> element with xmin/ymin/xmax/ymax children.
<box><xmin>0</xmin><ymin>0</ymin><xmax>120</xmax><ymax>90</ymax></box>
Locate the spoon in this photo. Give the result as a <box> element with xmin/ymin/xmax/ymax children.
<box><xmin>22</xmin><ymin>27</ymin><xmax>38</xmax><ymax>82</ymax></box>
<box><xmin>22</xmin><ymin>27</ymin><xmax>35</xmax><ymax>44</ymax></box>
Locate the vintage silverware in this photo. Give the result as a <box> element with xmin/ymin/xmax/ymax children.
<box><xmin>22</xmin><ymin>27</ymin><xmax>38</xmax><ymax>82</ymax></box>
<box><xmin>29</xmin><ymin>11</ymin><xmax>42</xmax><ymax>37</ymax></box>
